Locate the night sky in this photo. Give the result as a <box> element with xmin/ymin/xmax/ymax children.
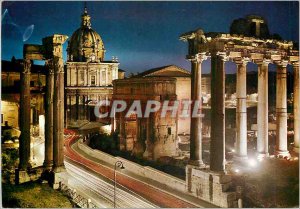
<box><xmin>2</xmin><ymin>1</ymin><xmax>299</xmax><ymax>74</ymax></box>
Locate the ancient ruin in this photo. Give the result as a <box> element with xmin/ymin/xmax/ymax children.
<box><xmin>180</xmin><ymin>15</ymin><xmax>299</xmax><ymax>207</ymax></box>
<box><xmin>17</xmin><ymin>34</ymin><xmax>68</xmax><ymax>184</ymax></box>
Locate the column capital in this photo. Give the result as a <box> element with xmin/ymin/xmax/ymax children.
<box><xmin>292</xmin><ymin>62</ymin><xmax>299</xmax><ymax>68</ymax></box>
<box><xmin>216</xmin><ymin>51</ymin><xmax>229</xmax><ymax>62</ymax></box>
<box><xmin>21</xmin><ymin>59</ymin><xmax>32</xmax><ymax>74</ymax></box>
<box><xmin>53</xmin><ymin>57</ymin><xmax>64</xmax><ymax>73</ymax></box>
<box><xmin>45</xmin><ymin>59</ymin><xmax>55</xmax><ymax>74</ymax></box>
<box><xmin>189</xmin><ymin>52</ymin><xmax>208</xmax><ymax>63</ymax></box>
<box><xmin>254</xmin><ymin>58</ymin><xmax>272</xmax><ymax>66</ymax></box>
<box><xmin>275</xmin><ymin>60</ymin><xmax>289</xmax><ymax>68</ymax></box>
<box><xmin>234</xmin><ymin>57</ymin><xmax>250</xmax><ymax>66</ymax></box>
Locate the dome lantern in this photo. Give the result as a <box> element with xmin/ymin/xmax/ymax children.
<box><xmin>67</xmin><ymin>6</ymin><xmax>105</xmax><ymax>62</ymax></box>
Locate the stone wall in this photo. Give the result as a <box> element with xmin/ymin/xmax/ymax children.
<box><xmin>77</xmin><ymin>139</ymin><xmax>186</xmax><ymax>192</ymax></box>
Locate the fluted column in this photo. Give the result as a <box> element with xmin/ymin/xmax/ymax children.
<box><xmin>76</xmin><ymin>93</ymin><xmax>79</xmax><ymax>120</ymax></box>
<box><xmin>210</xmin><ymin>52</ymin><xmax>227</xmax><ymax>172</ymax></box>
<box><xmin>234</xmin><ymin>58</ymin><xmax>249</xmax><ymax>160</ymax></box>
<box><xmin>44</xmin><ymin>59</ymin><xmax>54</xmax><ymax>169</ymax></box>
<box><xmin>119</xmin><ymin>112</ymin><xmax>125</xmax><ymax>150</ymax></box>
<box><xmin>275</xmin><ymin>61</ymin><xmax>290</xmax><ymax>157</ymax></box>
<box><xmin>19</xmin><ymin>59</ymin><xmax>32</xmax><ymax>170</ymax></box>
<box><xmin>293</xmin><ymin>62</ymin><xmax>300</xmax><ymax>152</ymax></box>
<box><xmin>189</xmin><ymin>53</ymin><xmax>207</xmax><ymax>167</ymax></box>
<box><xmin>53</xmin><ymin>57</ymin><xmax>65</xmax><ymax>172</ymax></box>
<box><xmin>256</xmin><ymin>59</ymin><xmax>271</xmax><ymax>158</ymax></box>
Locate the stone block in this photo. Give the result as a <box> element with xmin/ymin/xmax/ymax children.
<box><xmin>16</xmin><ymin>170</ymin><xmax>31</xmax><ymax>184</ymax></box>
<box><xmin>187</xmin><ymin>167</ymin><xmax>239</xmax><ymax>208</ymax></box>
<box><xmin>212</xmin><ymin>173</ymin><xmax>232</xmax><ymax>184</ymax></box>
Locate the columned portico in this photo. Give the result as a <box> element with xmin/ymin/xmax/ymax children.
<box><xmin>256</xmin><ymin>59</ymin><xmax>271</xmax><ymax>158</ymax></box>
<box><xmin>189</xmin><ymin>53</ymin><xmax>207</xmax><ymax>167</ymax></box>
<box><xmin>293</xmin><ymin>62</ymin><xmax>300</xmax><ymax>152</ymax></box>
<box><xmin>17</xmin><ymin>34</ymin><xmax>68</xmax><ymax>185</ymax></box>
<box><xmin>19</xmin><ymin>59</ymin><xmax>32</xmax><ymax>170</ymax></box>
<box><xmin>275</xmin><ymin>61</ymin><xmax>290</xmax><ymax>158</ymax></box>
<box><xmin>179</xmin><ymin>17</ymin><xmax>299</xmax><ymax>208</ymax></box>
<box><xmin>234</xmin><ymin>58</ymin><xmax>249</xmax><ymax>160</ymax></box>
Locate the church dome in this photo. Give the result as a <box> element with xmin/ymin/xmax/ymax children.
<box><xmin>67</xmin><ymin>7</ymin><xmax>105</xmax><ymax>62</ymax></box>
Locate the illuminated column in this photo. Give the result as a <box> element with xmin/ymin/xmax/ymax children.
<box><xmin>293</xmin><ymin>62</ymin><xmax>300</xmax><ymax>152</ymax></box>
<box><xmin>210</xmin><ymin>52</ymin><xmax>227</xmax><ymax>172</ymax></box>
<box><xmin>119</xmin><ymin>112</ymin><xmax>125</xmax><ymax>150</ymax></box>
<box><xmin>189</xmin><ymin>53</ymin><xmax>207</xmax><ymax>167</ymax></box>
<box><xmin>53</xmin><ymin>57</ymin><xmax>65</xmax><ymax>172</ymax></box>
<box><xmin>106</xmin><ymin>69</ymin><xmax>108</xmax><ymax>86</ymax></box>
<box><xmin>19</xmin><ymin>59</ymin><xmax>32</xmax><ymax>170</ymax></box>
<box><xmin>235</xmin><ymin>58</ymin><xmax>249</xmax><ymax>160</ymax></box>
<box><xmin>256</xmin><ymin>59</ymin><xmax>270</xmax><ymax>158</ymax></box>
<box><xmin>76</xmin><ymin>93</ymin><xmax>79</xmax><ymax>120</ymax></box>
<box><xmin>44</xmin><ymin>59</ymin><xmax>54</xmax><ymax>169</ymax></box>
<box><xmin>275</xmin><ymin>61</ymin><xmax>290</xmax><ymax>157</ymax></box>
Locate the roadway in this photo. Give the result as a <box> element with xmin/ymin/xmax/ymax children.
<box><xmin>65</xmin><ymin>160</ymin><xmax>157</xmax><ymax>208</ymax></box>
<box><xmin>64</xmin><ymin>129</ymin><xmax>215</xmax><ymax>208</ymax></box>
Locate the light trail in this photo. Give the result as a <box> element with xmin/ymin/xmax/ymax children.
<box><xmin>65</xmin><ymin>160</ymin><xmax>157</xmax><ymax>208</ymax></box>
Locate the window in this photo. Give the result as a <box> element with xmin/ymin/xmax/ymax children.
<box><xmin>1</xmin><ymin>114</ymin><xmax>3</xmax><ymax>124</ymax></box>
<box><xmin>102</xmin><ymin>71</ymin><xmax>106</xmax><ymax>82</ymax></box>
<box><xmin>168</xmin><ymin>127</ymin><xmax>172</xmax><ymax>135</ymax></box>
<box><xmin>91</xmin><ymin>75</ymin><xmax>96</xmax><ymax>86</ymax></box>
<box><xmin>80</xmin><ymin>71</ymin><xmax>85</xmax><ymax>85</ymax></box>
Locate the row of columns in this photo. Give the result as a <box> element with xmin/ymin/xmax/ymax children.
<box><xmin>189</xmin><ymin>52</ymin><xmax>299</xmax><ymax>172</ymax></box>
<box><xmin>19</xmin><ymin>57</ymin><xmax>65</xmax><ymax>172</ymax></box>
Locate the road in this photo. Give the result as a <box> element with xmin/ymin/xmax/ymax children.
<box><xmin>64</xmin><ymin>130</ymin><xmax>213</xmax><ymax>208</ymax></box>
<box><xmin>65</xmin><ymin>160</ymin><xmax>157</xmax><ymax>208</ymax></box>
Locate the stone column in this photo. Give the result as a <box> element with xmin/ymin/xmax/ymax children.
<box><xmin>19</xmin><ymin>59</ymin><xmax>32</xmax><ymax>170</ymax></box>
<box><xmin>53</xmin><ymin>57</ymin><xmax>65</xmax><ymax>172</ymax></box>
<box><xmin>83</xmin><ymin>95</ymin><xmax>86</xmax><ymax>120</ymax></box>
<box><xmin>106</xmin><ymin>69</ymin><xmax>108</xmax><ymax>86</ymax></box>
<box><xmin>210</xmin><ymin>52</ymin><xmax>227</xmax><ymax>172</ymax></box>
<box><xmin>189</xmin><ymin>53</ymin><xmax>207</xmax><ymax>167</ymax></box>
<box><xmin>293</xmin><ymin>62</ymin><xmax>300</xmax><ymax>152</ymax></box>
<box><xmin>44</xmin><ymin>59</ymin><xmax>54</xmax><ymax>169</ymax></box>
<box><xmin>275</xmin><ymin>61</ymin><xmax>290</xmax><ymax>157</ymax></box>
<box><xmin>235</xmin><ymin>58</ymin><xmax>248</xmax><ymax>160</ymax></box>
<box><xmin>119</xmin><ymin>112</ymin><xmax>125</xmax><ymax>150</ymax></box>
<box><xmin>256</xmin><ymin>59</ymin><xmax>270</xmax><ymax>158</ymax></box>
<box><xmin>76</xmin><ymin>93</ymin><xmax>79</xmax><ymax>120</ymax></box>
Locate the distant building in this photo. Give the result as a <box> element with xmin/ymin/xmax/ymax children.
<box><xmin>113</xmin><ymin>77</ymin><xmax>177</xmax><ymax>160</ymax></box>
<box><xmin>65</xmin><ymin>7</ymin><xmax>123</xmax><ymax>125</ymax></box>
<box><xmin>1</xmin><ymin>58</ymin><xmax>46</xmax><ymax>136</ymax></box>
<box><xmin>136</xmin><ymin>65</ymin><xmax>191</xmax><ymax>134</ymax></box>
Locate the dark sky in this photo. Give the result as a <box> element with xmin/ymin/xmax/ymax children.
<box><xmin>2</xmin><ymin>1</ymin><xmax>299</xmax><ymax>74</ymax></box>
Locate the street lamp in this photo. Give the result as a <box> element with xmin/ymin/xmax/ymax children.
<box><xmin>114</xmin><ymin>161</ymin><xmax>125</xmax><ymax>208</ymax></box>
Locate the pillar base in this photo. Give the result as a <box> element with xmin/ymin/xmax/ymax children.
<box><xmin>233</xmin><ymin>155</ymin><xmax>248</xmax><ymax>164</ymax></box>
<box><xmin>51</xmin><ymin>170</ymin><xmax>67</xmax><ymax>189</ymax></box>
<box><xmin>257</xmin><ymin>152</ymin><xmax>269</xmax><ymax>160</ymax></box>
<box><xmin>15</xmin><ymin>167</ymin><xmax>43</xmax><ymax>184</ymax></box>
<box><xmin>275</xmin><ymin>150</ymin><xmax>290</xmax><ymax>158</ymax></box>
<box><xmin>43</xmin><ymin>161</ymin><xmax>53</xmax><ymax>171</ymax></box>
<box><xmin>188</xmin><ymin>159</ymin><xmax>206</xmax><ymax>168</ymax></box>
<box><xmin>52</xmin><ymin>165</ymin><xmax>66</xmax><ymax>173</ymax></box>
<box><xmin>186</xmin><ymin>166</ymin><xmax>238</xmax><ymax>207</ymax></box>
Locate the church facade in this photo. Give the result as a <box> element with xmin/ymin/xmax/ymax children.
<box><xmin>65</xmin><ymin>7</ymin><xmax>122</xmax><ymax>125</ymax></box>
